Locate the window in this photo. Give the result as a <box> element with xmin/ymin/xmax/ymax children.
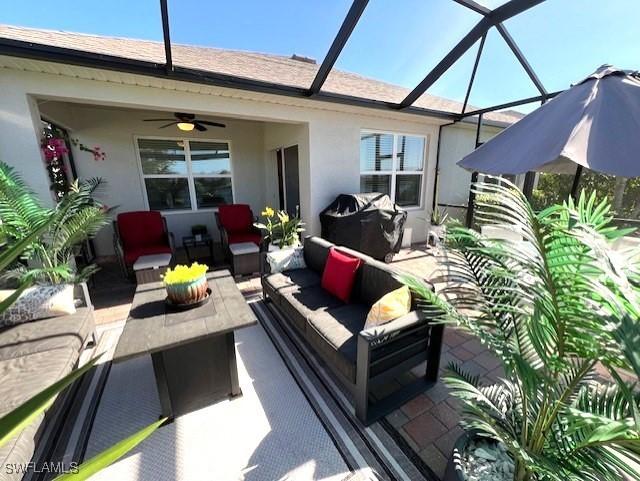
<box><xmin>360</xmin><ymin>132</ymin><xmax>425</xmax><ymax>207</ymax></box>
<box><xmin>137</xmin><ymin>138</ymin><xmax>233</xmax><ymax>211</ymax></box>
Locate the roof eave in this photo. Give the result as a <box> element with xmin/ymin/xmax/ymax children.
<box><xmin>0</xmin><ymin>37</ymin><xmax>459</xmax><ymax>122</ymax></box>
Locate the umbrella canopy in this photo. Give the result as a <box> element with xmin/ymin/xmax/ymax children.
<box><xmin>458</xmin><ymin>66</ymin><xmax>640</xmax><ymax>177</ymax></box>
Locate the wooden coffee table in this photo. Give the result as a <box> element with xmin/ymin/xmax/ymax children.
<box><xmin>113</xmin><ymin>270</ymin><xmax>257</xmax><ymax>419</ymax></box>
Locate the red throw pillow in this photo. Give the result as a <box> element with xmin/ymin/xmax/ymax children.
<box><xmin>321</xmin><ymin>248</ymin><xmax>362</xmax><ymax>303</ymax></box>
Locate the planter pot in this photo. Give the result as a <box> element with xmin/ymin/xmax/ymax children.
<box><xmin>165</xmin><ymin>275</ymin><xmax>208</xmax><ymax>305</ymax></box>
<box><xmin>444</xmin><ymin>431</ymin><xmax>473</xmax><ymax>481</ymax></box>
<box><xmin>444</xmin><ymin>431</ymin><xmax>515</xmax><ymax>481</ymax></box>
<box><xmin>428</xmin><ymin>224</ymin><xmax>446</xmax><ymax>247</ymax></box>
<box><xmin>268</xmin><ymin>239</ymin><xmax>300</xmax><ymax>252</ymax></box>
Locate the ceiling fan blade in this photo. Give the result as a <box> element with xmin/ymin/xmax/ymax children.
<box><xmin>175</xmin><ymin>112</ymin><xmax>196</xmax><ymax>121</ymax></box>
<box><xmin>144</xmin><ymin>118</ymin><xmax>176</xmax><ymax>122</ymax></box>
<box><xmin>159</xmin><ymin>122</ymin><xmax>179</xmax><ymax>129</ymax></box>
<box><xmin>193</xmin><ymin>122</ymin><xmax>207</xmax><ymax>132</ymax></box>
<box><xmin>195</xmin><ymin>120</ymin><xmax>226</xmax><ymax>128</ymax></box>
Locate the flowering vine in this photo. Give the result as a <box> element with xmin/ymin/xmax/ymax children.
<box><xmin>40</xmin><ymin>135</ymin><xmax>70</xmax><ymax>201</ymax></box>
<box><xmin>70</xmin><ymin>138</ymin><xmax>106</xmax><ymax>161</ymax></box>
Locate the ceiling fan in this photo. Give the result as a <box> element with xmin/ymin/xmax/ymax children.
<box><xmin>144</xmin><ymin>112</ymin><xmax>226</xmax><ymax>132</ymax></box>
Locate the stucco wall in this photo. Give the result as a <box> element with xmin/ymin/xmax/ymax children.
<box><xmin>0</xmin><ymin>61</ymin><xmax>446</xmax><ymax>256</ymax></box>
<box><xmin>37</xmin><ymin>102</ymin><xmax>272</xmax><ymax>255</ymax></box>
<box><xmin>436</xmin><ymin>121</ymin><xmax>505</xmax><ymax>222</ymax></box>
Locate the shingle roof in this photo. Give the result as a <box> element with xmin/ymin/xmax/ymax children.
<box><xmin>0</xmin><ymin>24</ymin><xmax>524</xmax><ymax>125</ymax></box>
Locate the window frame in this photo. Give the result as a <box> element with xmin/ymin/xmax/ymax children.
<box><xmin>359</xmin><ymin>130</ymin><xmax>427</xmax><ymax>209</ymax></box>
<box><xmin>134</xmin><ymin>135</ymin><xmax>235</xmax><ymax>213</ymax></box>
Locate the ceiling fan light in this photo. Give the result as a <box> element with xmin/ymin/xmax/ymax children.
<box><xmin>177</xmin><ymin>122</ymin><xmax>195</xmax><ymax>131</ymax></box>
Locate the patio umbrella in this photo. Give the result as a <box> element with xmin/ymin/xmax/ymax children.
<box><xmin>457</xmin><ymin>65</ymin><xmax>640</xmax><ymax>177</ymax></box>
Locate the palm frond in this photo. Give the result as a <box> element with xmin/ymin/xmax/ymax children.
<box><xmin>405</xmin><ymin>177</ymin><xmax>640</xmax><ymax>481</ymax></box>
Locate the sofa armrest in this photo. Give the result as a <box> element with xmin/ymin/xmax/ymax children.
<box><xmin>359</xmin><ymin>310</ymin><xmax>429</xmax><ymax>347</ymax></box>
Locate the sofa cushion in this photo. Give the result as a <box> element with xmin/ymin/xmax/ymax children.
<box><xmin>355</xmin><ymin>260</ymin><xmax>405</xmax><ymax>306</ymax></box>
<box><xmin>0</xmin><ymin>416</ymin><xmax>39</xmax><ymax>481</ymax></box>
<box><xmin>0</xmin><ymin>347</ymin><xmax>78</xmax><ymax>416</ymax></box>
<box><xmin>218</xmin><ymin>204</ymin><xmax>253</xmax><ymax>233</ymax></box>
<box><xmin>264</xmin><ymin>269</ymin><xmax>320</xmax><ymax>295</ymax></box>
<box><xmin>0</xmin><ymin>347</ymin><xmax>79</xmax><ymax>481</ymax></box>
<box><xmin>307</xmin><ymin>304</ymin><xmax>369</xmax><ymax>383</ymax></box>
<box><xmin>279</xmin><ymin>287</ymin><xmax>343</xmax><ymax>334</ymax></box>
<box><xmin>0</xmin><ymin>307</ymin><xmax>93</xmax><ymax>362</ymax></box>
<box><xmin>0</xmin><ymin>284</ymin><xmax>76</xmax><ymax>327</ymax></box>
<box><xmin>365</xmin><ymin>286</ymin><xmax>411</xmax><ymax>329</ymax></box>
<box><xmin>303</xmin><ymin>236</ymin><xmax>333</xmax><ymax>273</ymax></box>
<box><xmin>321</xmin><ymin>248</ymin><xmax>362</xmax><ymax>303</ymax></box>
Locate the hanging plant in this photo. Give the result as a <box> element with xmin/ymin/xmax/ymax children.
<box><xmin>40</xmin><ymin>135</ymin><xmax>70</xmax><ymax>201</ymax></box>
<box><xmin>70</xmin><ymin>138</ymin><xmax>106</xmax><ymax>161</ymax></box>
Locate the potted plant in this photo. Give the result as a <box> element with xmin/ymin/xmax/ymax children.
<box><xmin>428</xmin><ymin>206</ymin><xmax>449</xmax><ymax>247</ymax></box>
<box><xmin>0</xmin><ymin>163</ymin><xmax>109</xmax><ymax>320</ymax></box>
<box><xmin>163</xmin><ymin>262</ymin><xmax>209</xmax><ymax>306</ymax></box>
<box><xmin>404</xmin><ymin>178</ymin><xmax>640</xmax><ymax>481</ymax></box>
<box><xmin>255</xmin><ymin>206</ymin><xmax>305</xmax><ymax>251</ymax></box>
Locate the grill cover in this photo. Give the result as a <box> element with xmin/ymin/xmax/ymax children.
<box><xmin>320</xmin><ymin>193</ymin><xmax>407</xmax><ymax>261</ymax></box>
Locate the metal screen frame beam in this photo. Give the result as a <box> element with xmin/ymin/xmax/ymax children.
<box><xmin>159</xmin><ymin>0</ymin><xmax>173</xmax><ymax>72</ymax></box>
<box><xmin>496</xmin><ymin>23</ymin><xmax>546</xmax><ymax>96</ymax></box>
<box><xmin>460</xmin><ymin>89</ymin><xmax>561</xmax><ymax>119</ymax></box>
<box><xmin>308</xmin><ymin>0</ymin><xmax>369</xmax><ymax>95</ymax></box>
<box><xmin>452</xmin><ymin>0</ymin><xmax>490</xmax><ymax>15</ymax></box>
<box><xmin>399</xmin><ymin>0</ymin><xmax>546</xmax><ymax>109</ymax></box>
<box><xmin>462</xmin><ymin>33</ymin><xmax>486</xmax><ymax>115</ymax></box>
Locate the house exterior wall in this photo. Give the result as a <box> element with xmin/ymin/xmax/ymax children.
<box><xmin>436</xmin><ymin>122</ymin><xmax>505</xmax><ymax>222</ymax></box>
<box><xmin>0</xmin><ymin>59</ymin><xmax>451</xmax><ymax>256</ymax></box>
<box><xmin>38</xmin><ymin>103</ymin><xmax>269</xmax><ymax>256</ymax></box>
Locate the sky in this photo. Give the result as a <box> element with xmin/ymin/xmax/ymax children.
<box><xmin>2</xmin><ymin>0</ymin><xmax>639</xmax><ymax>113</ymax></box>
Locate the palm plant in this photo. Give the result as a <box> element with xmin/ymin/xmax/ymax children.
<box><xmin>0</xmin><ymin>216</ymin><xmax>164</xmax><ymax>480</ymax></box>
<box><xmin>405</xmin><ymin>178</ymin><xmax>640</xmax><ymax>481</ymax></box>
<box><xmin>0</xmin><ymin>163</ymin><xmax>109</xmax><ymax>283</ymax></box>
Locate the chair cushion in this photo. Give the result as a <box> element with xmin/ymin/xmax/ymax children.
<box><xmin>0</xmin><ymin>307</ymin><xmax>93</xmax><ymax>362</ymax></box>
<box><xmin>117</xmin><ymin>211</ymin><xmax>166</xmax><ymax>249</ymax></box>
<box><xmin>218</xmin><ymin>204</ymin><xmax>253</xmax><ymax>233</ymax></box>
<box><xmin>321</xmin><ymin>248</ymin><xmax>362</xmax><ymax>303</ymax></box>
<box><xmin>124</xmin><ymin>244</ymin><xmax>173</xmax><ymax>265</ymax></box>
<box><xmin>279</xmin><ymin>287</ymin><xmax>343</xmax><ymax>334</ymax></box>
<box><xmin>307</xmin><ymin>304</ymin><xmax>369</xmax><ymax>383</ymax></box>
<box><xmin>228</xmin><ymin>232</ymin><xmax>262</xmax><ymax>246</ymax></box>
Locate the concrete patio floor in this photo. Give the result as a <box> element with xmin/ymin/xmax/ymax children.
<box><xmin>87</xmin><ymin>243</ymin><xmax>497</xmax><ymax>479</ymax></box>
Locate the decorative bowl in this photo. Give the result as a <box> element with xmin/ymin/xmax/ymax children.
<box><xmin>165</xmin><ymin>274</ymin><xmax>208</xmax><ymax>305</ymax></box>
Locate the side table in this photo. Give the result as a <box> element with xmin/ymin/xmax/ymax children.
<box><xmin>183</xmin><ymin>234</ymin><xmax>215</xmax><ymax>263</ymax></box>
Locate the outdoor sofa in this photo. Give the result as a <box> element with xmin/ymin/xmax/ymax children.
<box><xmin>262</xmin><ymin>236</ymin><xmax>444</xmax><ymax>424</ymax></box>
<box><xmin>0</xmin><ymin>284</ymin><xmax>96</xmax><ymax>481</ymax></box>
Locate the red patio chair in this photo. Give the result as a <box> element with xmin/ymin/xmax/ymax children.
<box><xmin>215</xmin><ymin>204</ymin><xmax>262</xmax><ymax>260</ymax></box>
<box><xmin>113</xmin><ymin>211</ymin><xmax>174</xmax><ymax>277</ymax></box>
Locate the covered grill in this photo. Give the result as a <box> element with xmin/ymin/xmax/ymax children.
<box><xmin>319</xmin><ymin>193</ymin><xmax>407</xmax><ymax>262</ymax></box>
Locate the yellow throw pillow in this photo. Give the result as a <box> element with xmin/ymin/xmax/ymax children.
<box><xmin>364</xmin><ymin>286</ymin><xmax>411</xmax><ymax>329</ymax></box>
